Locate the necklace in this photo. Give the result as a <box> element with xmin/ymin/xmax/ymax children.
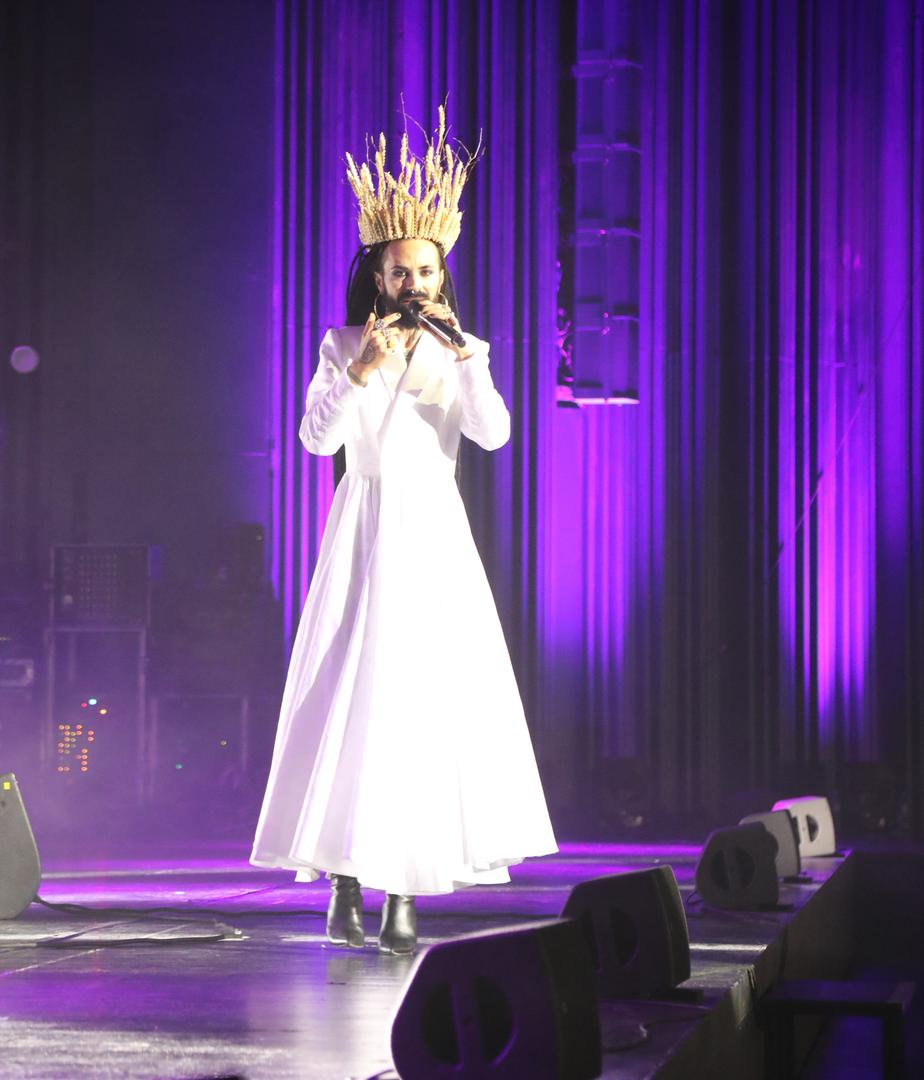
<box><xmin>402</xmin><ymin>329</ymin><xmax>423</xmax><ymax>364</ymax></box>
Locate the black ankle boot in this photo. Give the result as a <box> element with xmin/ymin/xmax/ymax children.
<box><xmin>379</xmin><ymin>894</ymin><xmax>417</xmax><ymax>954</ymax></box>
<box><xmin>327</xmin><ymin>874</ymin><xmax>364</xmax><ymax>948</ymax></box>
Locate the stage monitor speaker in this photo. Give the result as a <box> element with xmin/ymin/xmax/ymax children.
<box><xmin>772</xmin><ymin>795</ymin><xmax>836</xmax><ymax>856</ymax></box>
<box><xmin>560</xmin><ymin>866</ymin><xmax>690</xmax><ymax>998</ymax></box>
<box><xmin>0</xmin><ymin>773</ymin><xmax>41</xmax><ymax>918</ymax></box>
<box><xmin>739</xmin><ymin>809</ymin><xmax>801</xmax><ymax>879</ymax></box>
<box><xmin>695</xmin><ymin>824</ymin><xmax>779</xmax><ymax>910</ymax></box>
<box><xmin>391</xmin><ymin>918</ymin><xmax>601</xmax><ymax>1080</ymax></box>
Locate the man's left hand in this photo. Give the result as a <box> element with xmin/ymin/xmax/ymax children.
<box><xmin>414</xmin><ymin>299</ymin><xmax>474</xmax><ymax>361</ymax></box>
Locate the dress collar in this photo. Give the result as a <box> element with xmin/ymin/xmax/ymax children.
<box><xmin>377</xmin><ymin>329</ymin><xmax>452</xmax><ymax>410</ymax></box>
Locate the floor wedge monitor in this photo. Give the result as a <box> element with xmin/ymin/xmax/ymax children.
<box><xmin>739</xmin><ymin>809</ymin><xmax>801</xmax><ymax>879</ymax></box>
<box><xmin>696</xmin><ymin>824</ymin><xmax>779</xmax><ymax>910</ymax></box>
<box><xmin>391</xmin><ymin>918</ymin><xmax>601</xmax><ymax>1080</ymax></box>
<box><xmin>772</xmin><ymin>795</ymin><xmax>836</xmax><ymax>856</ymax></box>
<box><xmin>0</xmin><ymin>772</ymin><xmax>41</xmax><ymax>919</ymax></box>
<box><xmin>560</xmin><ymin>866</ymin><xmax>690</xmax><ymax>998</ymax></box>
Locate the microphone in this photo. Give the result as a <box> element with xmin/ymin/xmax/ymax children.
<box><xmin>406</xmin><ymin>300</ymin><xmax>467</xmax><ymax>348</ymax></box>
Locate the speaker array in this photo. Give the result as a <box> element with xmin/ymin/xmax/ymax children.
<box><xmin>3</xmin><ymin>769</ymin><xmax>840</xmax><ymax>1073</ymax></box>
<box><xmin>391</xmin><ymin>864</ymin><xmax>692</xmax><ymax>1079</ymax></box>
<box><xmin>695</xmin><ymin>795</ymin><xmax>836</xmax><ymax>910</ymax></box>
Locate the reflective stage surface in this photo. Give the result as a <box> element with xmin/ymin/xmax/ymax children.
<box><xmin>0</xmin><ymin>842</ymin><xmax>868</xmax><ymax>1078</ymax></box>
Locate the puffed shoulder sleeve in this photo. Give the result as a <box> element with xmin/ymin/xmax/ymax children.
<box><xmin>299</xmin><ymin>328</ymin><xmax>364</xmax><ymax>455</ymax></box>
<box><xmin>456</xmin><ymin>336</ymin><xmax>511</xmax><ymax>451</ymax></box>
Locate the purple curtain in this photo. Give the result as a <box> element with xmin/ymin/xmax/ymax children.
<box><xmin>272</xmin><ymin>0</ymin><xmax>924</xmax><ymax>831</ymax></box>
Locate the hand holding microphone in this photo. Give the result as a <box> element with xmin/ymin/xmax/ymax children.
<box><xmin>406</xmin><ymin>300</ymin><xmax>472</xmax><ymax>359</ymax></box>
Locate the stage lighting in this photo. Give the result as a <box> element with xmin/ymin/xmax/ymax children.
<box><xmin>0</xmin><ymin>773</ymin><xmax>40</xmax><ymax>918</ymax></box>
<box><xmin>9</xmin><ymin>345</ymin><xmax>40</xmax><ymax>374</ymax></box>
<box><xmin>772</xmin><ymin>795</ymin><xmax>836</xmax><ymax>856</ymax></box>
<box><xmin>391</xmin><ymin>919</ymin><xmax>601</xmax><ymax>1079</ymax></box>
<box><xmin>695</xmin><ymin>824</ymin><xmax>779</xmax><ymax>910</ymax></box>
<box><xmin>739</xmin><ymin>809</ymin><xmax>801</xmax><ymax>879</ymax></box>
<box><xmin>560</xmin><ymin>866</ymin><xmax>690</xmax><ymax>998</ymax></box>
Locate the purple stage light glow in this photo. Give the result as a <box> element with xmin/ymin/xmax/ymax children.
<box><xmin>266</xmin><ymin>0</ymin><xmax>923</xmax><ymax>819</ymax></box>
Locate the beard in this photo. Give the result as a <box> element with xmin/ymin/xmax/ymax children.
<box><xmin>379</xmin><ymin>287</ymin><xmax>434</xmax><ymax>329</ymax></box>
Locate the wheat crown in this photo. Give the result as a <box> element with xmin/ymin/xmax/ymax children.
<box><xmin>345</xmin><ymin>106</ymin><xmax>478</xmax><ymax>256</ymax></box>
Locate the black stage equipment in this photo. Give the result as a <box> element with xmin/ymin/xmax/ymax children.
<box><xmin>560</xmin><ymin>866</ymin><xmax>690</xmax><ymax>998</ymax></box>
<box><xmin>391</xmin><ymin>919</ymin><xmax>601</xmax><ymax>1080</ymax></box>
<box><xmin>0</xmin><ymin>773</ymin><xmax>40</xmax><ymax>918</ymax></box>
<box><xmin>739</xmin><ymin>809</ymin><xmax>801</xmax><ymax>879</ymax></box>
<box><xmin>51</xmin><ymin>544</ymin><xmax>153</xmax><ymax>628</ymax></box>
<box><xmin>772</xmin><ymin>795</ymin><xmax>837</xmax><ymax>856</ymax></box>
<box><xmin>695</xmin><ymin>824</ymin><xmax>780</xmax><ymax>910</ymax></box>
<box><xmin>145</xmin><ymin>693</ymin><xmax>252</xmax><ymax>816</ymax></box>
<box><xmin>837</xmin><ymin>762</ymin><xmax>899</xmax><ymax>834</ymax></box>
<box><xmin>0</xmin><ymin>657</ymin><xmax>34</xmax><ymax>688</ymax></box>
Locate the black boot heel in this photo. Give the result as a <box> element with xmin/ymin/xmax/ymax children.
<box><xmin>379</xmin><ymin>894</ymin><xmax>417</xmax><ymax>954</ymax></box>
<box><xmin>327</xmin><ymin>874</ymin><xmax>364</xmax><ymax>948</ymax></box>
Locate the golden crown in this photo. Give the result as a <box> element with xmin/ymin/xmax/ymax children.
<box><xmin>345</xmin><ymin>106</ymin><xmax>477</xmax><ymax>256</ymax></box>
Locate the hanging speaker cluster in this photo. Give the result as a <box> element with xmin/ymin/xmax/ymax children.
<box><xmin>695</xmin><ymin>796</ymin><xmax>836</xmax><ymax>911</ymax></box>
<box><xmin>391</xmin><ymin>865</ymin><xmax>692</xmax><ymax>1079</ymax></box>
<box><xmin>0</xmin><ymin>772</ymin><xmax>41</xmax><ymax>919</ymax></box>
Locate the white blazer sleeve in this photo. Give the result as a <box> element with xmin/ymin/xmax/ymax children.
<box><xmin>456</xmin><ymin>337</ymin><xmax>511</xmax><ymax>451</ymax></box>
<box><xmin>299</xmin><ymin>329</ymin><xmax>363</xmax><ymax>455</ymax></box>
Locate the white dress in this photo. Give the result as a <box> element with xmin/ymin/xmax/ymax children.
<box><xmin>250</xmin><ymin>324</ymin><xmax>557</xmax><ymax>895</ymax></box>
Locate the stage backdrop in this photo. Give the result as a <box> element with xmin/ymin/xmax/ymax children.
<box><xmin>269</xmin><ymin>0</ymin><xmax>923</xmax><ymax>833</ymax></box>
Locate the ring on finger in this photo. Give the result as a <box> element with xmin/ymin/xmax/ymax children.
<box><xmin>373</xmin><ymin>318</ymin><xmax>386</xmax><ymax>331</ymax></box>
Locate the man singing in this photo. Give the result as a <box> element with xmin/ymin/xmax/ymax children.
<box><xmin>251</xmin><ymin>109</ymin><xmax>557</xmax><ymax>954</ymax></box>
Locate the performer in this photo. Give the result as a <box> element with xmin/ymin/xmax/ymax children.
<box><xmin>250</xmin><ymin>109</ymin><xmax>557</xmax><ymax>954</ymax></box>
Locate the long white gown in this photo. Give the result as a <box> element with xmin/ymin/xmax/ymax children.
<box><xmin>250</xmin><ymin>324</ymin><xmax>557</xmax><ymax>895</ymax></box>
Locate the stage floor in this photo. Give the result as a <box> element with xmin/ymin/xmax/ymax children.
<box><xmin>0</xmin><ymin>841</ymin><xmax>856</xmax><ymax>1079</ymax></box>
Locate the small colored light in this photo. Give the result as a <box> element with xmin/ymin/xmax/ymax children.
<box><xmin>88</xmin><ymin>698</ymin><xmax>97</xmax><ymax>706</ymax></box>
<box><xmin>175</xmin><ymin>763</ymin><xmax>183</xmax><ymax>770</ymax></box>
<box><xmin>99</xmin><ymin>708</ymin><xmax>108</xmax><ymax>716</ymax></box>
<box><xmin>80</xmin><ymin>702</ymin><xmax>88</xmax><ymax>709</ymax></box>
<box><xmin>2</xmin><ymin>781</ymin><xmax>10</xmax><ymax>790</ymax></box>
<box><xmin>219</xmin><ymin>740</ymin><xmax>228</xmax><ymax>747</ymax></box>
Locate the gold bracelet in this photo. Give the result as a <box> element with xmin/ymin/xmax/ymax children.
<box><xmin>346</xmin><ymin>366</ymin><xmax>367</xmax><ymax>388</ymax></box>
